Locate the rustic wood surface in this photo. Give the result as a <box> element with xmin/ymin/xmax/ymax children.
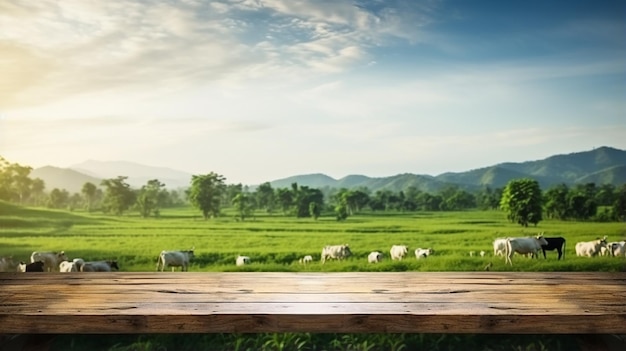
<box><xmin>1</xmin><ymin>272</ymin><xmax>625</xmax><ymax>334</ymax></box>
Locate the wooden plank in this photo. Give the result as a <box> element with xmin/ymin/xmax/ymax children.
<box><xmin>1</xmin><ymin>272</ymin><xmax>625</xmax><ymax>334</ymax></box>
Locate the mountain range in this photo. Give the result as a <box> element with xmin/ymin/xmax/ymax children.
<box><xmin>29</xmin><ymin>146</ymin><xmax>626</xmax><ymax>194</ymax></box>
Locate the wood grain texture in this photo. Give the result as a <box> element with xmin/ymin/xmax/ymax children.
<box><xmin>1</xmin><ymin>272</ymin><xmax>625</xmax><ymax>334</ymax></box>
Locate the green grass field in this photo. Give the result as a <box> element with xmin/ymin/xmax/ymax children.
<box><xmin>1</xmin><ymin>201</ymin><xmax>624</xmax><ymax>350</ymax></box>
<box><xmin>1</xmin><ymin>201</ymin><xmax>624</xmax><ymax>273</ymax></box>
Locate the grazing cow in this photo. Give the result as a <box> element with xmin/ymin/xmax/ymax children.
<box><xmin>299</xmin><ymin>255</ymin><xmax>313</xmax><ymax>264</ymax></box>
<box><xmin>236</xmin><ymin>255</ymin><xmax>251</xmax><ymax>266</ymax></box>
<box><xmin>368</xmin><ymin>251</ymin><xmax>383</xmax><ymax>263</ymax></box>
<box><xmin>480</xmin><ymin>250</ymin><xmax>486</xmax><ymax>258</ymax></box>
<box><xmin>25</xmin><ymin>260</ymin><xmax>45</xmax><ymax>272</ymax></box>
<box><xmin>504</xmin><ymin>235</ymin><xmax>549</xmax><ymax>265</ymax></box>
<box><xmin>321</xmin><ymin>244</ymin><xmax>352</xmax><ymax>264</ymax></box>
<box><xmin>81</xmin><ymin>260</ymin><xmax>120</xmax><ymax>272</ymax></box>
<box><xmin>30</xmin><ymin>251</ymin><xmax>69</xmax><ymax>272</ymax></box>
<box><xmin>469</xmin><ymin>251</ymin><xmax>475</xmax><ymax>257</ymax></box>
<box><xmin>0</xmin><ymin>256</ymin><xmax>16</xmax><ymax>272</ymax></box>
<box><xmin>610</xmin><ymin>241</ymin><xmax>626</xmax><ymax>257</ymax></box>
<box><xmin>493</xmin><ymin>238</ymin><xmax>509</xmax><ymax>257</ymax></box>
<box><xmin>156</xmin><ymin>249</ymin><xmax>195</xmax><ymax>272</ymax></box>
<box><xmin>390</xmin><ymin>245</ymin><xmax>409</xmax><ymax>261</ymax></box>
<box><xmin>59</xmin><ymin>258</ymin><xmax>85</xmax><ymax>272</ymax></box>
<box><xmin>575</xmin><ymin>237</ymin><xmax>608</xmax><ymax>257</ymax></box>
<box><xmin>540</xmin><ymin>237</ymin><xmax>566</xmax><ymax>260</ymax></box>
<box><xmin>415</xmin><ymin>248</ymin><xmax>434</xmax><ymax>259</ymax></box>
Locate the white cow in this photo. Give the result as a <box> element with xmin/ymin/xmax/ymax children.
<box><xmin>610</xmin><ymin>241</ymin><xmax>626</xmax><ymax>257</ymax></box>
<box><xmin>81</xmin><ymin>260</ymin><xmax>119</xmax><ymax>272</ymax></box>
<box><xmin>368</xmin><ymin>251</ymin><xmax>383</xmax><ymax>263</ymax></box>
<box><xmin>299</xmin><ymin>255</ymin><xmax>313</xmax><ymax>264</ymax></box>
<box><xmin>321</xmin><ymin>244</ymin><xmax>352</xmax><ymax>264</ymax></box>
<box><xmin>415</xmin><ymin>248</ymin><xmax>434</xmax><ymax>259</ymax></box>
<box><xmin>480</xmin><ymin>250</ymin><xmax>486</xmax><ymax>258</ymax></box>
<box><xmin>0</xmin><ymin>256</ymin><xmax>16</xmax><ymax>272</ymax></box>
<box><xmin>504</xmin><ymin>235</ymin><xmax>549</xmax><ymax>265</ymax></box>
<box><xmin>575</xmin><ymin>237</ymin><xmax>608</xmax><ymax>258</ymax></box>
<box><xmin>390</xmin><ymin>245</ymin><xmax>408</xmax><ymax>260</ymax></box>
<box><xmin>157</xmin><ymin>249</ymin><xmax>194</xmax><ymax>272</ymax></box>
<box><xmin>493</xmin><ymin>238</ymin><xmax>509</xmax><ymax>257</ymax></box>
<box><xmin>236</xmin><ymin>255</ymin><xmax>251</xmax><ymax>266</ymax></box>
<box><xmin>30</xmin><ymin>251</ymin><xmax>69</xmax><ymax>272</ymax></box>
<box><xmin>59</xmin><ymin>258</ymin><xmax>85</xmax><ymax>272</ymax></box>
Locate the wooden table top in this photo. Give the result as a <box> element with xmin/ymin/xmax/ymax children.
<box><xmin>1</xmin><ymin>272</ymin><xmax>625</xmax><ymax>334</ymax></box>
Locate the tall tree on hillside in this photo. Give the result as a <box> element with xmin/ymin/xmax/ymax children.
<box><xmin>47</xmin><ymin>188</ymin><xmax>69</xmax><ymax>209</ymax></box>
<box><xmin>82</xmin><ymin>182</ymin><xmax>98</xmax><ymax>212</ymax></box>
<box><xmin>187</xmin><ymin>173</ymin><xmax>226</xmax><ymax>220</ymax></box>
<box><xmin>136</xmin><ymin>179</ymin><xmax>166</xmax><ymax>218</ymax></box>
<box><xmin>30</xmin><ymin>178</ymin><xmax>46</xmax><ymax>206</ymax></box>
<box><xmin>500</xmin><ymin>178</ymin><xmax>543</xmax><ymax>227</ymax></box>
<box><xmin>101</xmin><ymin>176</ymin><xmax>135</xmax><ymax>216</ymax></box>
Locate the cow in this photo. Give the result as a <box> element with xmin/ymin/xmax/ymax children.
<box><xmin>0</xmin><ymin>256</ymin><xmax>16</xmax><ymax>272</ymax></box>
<box><xmin>415</xmin><ymin>248</ymin><xmax>434</xmax><ymax>259</ymax></box>
<box><xmin>575</xmin><ymin>237</ymin><xmax>608</xmax><ymax>257</ymax></box>
<box><xmin>299</xmin><ymin>255</ymin><xmax>313</xmax><ymax>264</ymax></box>
<box><xmin>236</xmin><ymin>255</ymin><xmax>251</xmax><ymax>266</ymax></box>
<box><xmin>469</xmin><ymin>251</ymin><xmax>475</xmax><ymax>257</ymax></box>
<box><xmin>504</xmin><ymin>235</ymin><xmax>549</xmax><ymax>265</ymax></box>
<box><xmin>30</xmin><ymin>251</ymin><xmax>68</xmax><ymax>272</ymax></box>
<box><xmin>493</xmin><ymin>238</ymin><xmax>508</xmax><ymax>257</ymax></box>
<box><xmin>540</xmin><ymin>237</ymin><xmax>566</xmax><ymax>260</ymax></box>
<box><xmin>24</xmin><ymin>260</ymin><xmax>45</xmax><ymax>272</ymax></box>
<box><xmin>390</xmin><ymin>245</ymin><xmax>408</xmax><ymax>261</ymax></box>
<box><xmin>156</xmin><ymin>249</ymin><xmax>194</xmax><ymax>272</ymax></box>
<box><xmin>81</xmin><ymin>260</ymin><xmax>119</xmax><ymax>272</ymax></box>
<box><xmin>321</xmin><ymin>244</ymin><xmax>352</xmax><ymax>264</ymax></box>
<box><xmin>610</xmin><ymin>241</ymin><xmax>626</xmax><ymax>257</ymax></box>
<box><xmin>368</xmin><ymin>251</ymin><xmax>383</xmax><ymax>263</ymax></box>
<box><xmin>59</xmin><ymin>258</ymin><xmax>85</xmax><ymax>272</ymax></box>
<box><xmin>480</xmin><ymin>250</ymin><xmax>486</xmax><ymax>258</ymax></box>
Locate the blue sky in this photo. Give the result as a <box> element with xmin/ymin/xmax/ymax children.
<box><xmin>1</xmin><ymin>0</ymin><xmax>624</xmax><ymax>185</ymax></box>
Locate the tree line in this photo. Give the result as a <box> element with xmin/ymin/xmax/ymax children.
<box><xmin>1</xmin><ymin>157</ymin><xmax>625</xmax><ymax>224</ymax></box>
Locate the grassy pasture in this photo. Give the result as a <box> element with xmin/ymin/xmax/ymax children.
<box><xmin>1</xmin><ymin>201</ymin><xmax>624</xmax><ymax>273</ymax></box>
<box><xmin>2</xmin><ymin>200</ymin><xmax>625</xmax><ymax>350</ymax></box>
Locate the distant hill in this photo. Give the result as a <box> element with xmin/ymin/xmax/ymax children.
<box><xmin>30</xmin><ymin>166</ymin><xmax>102</xmax><ymax>194</ymax></box>
<box><xmin>70</xmin><ymin>160</ymin><xmax>192</xmax><ymax>189</ymax></box>
<box><xmin>268</xmin><ymin>146</ymin><xmax>626</xmax><ymax>192</ymax></box>
<box><xmin>30</xmin><ymin>146</ymin><xmax>626</xmax><ymax>194</ymax></box>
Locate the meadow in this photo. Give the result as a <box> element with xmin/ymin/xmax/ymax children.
<box><xmin>1</xmin><ymin>201</ymin><xmax>625</xmax><ymax>350</ymax></box>
<box><xmin>1</xmin><ymin>201</ymin><xmax>624</xmax><ymax>273</ymax></box>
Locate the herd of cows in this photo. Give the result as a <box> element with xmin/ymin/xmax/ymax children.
<box><xmin>0</xmin><ymin>234</ymin><xmax>625</xmax><ymax>273</ymax></box>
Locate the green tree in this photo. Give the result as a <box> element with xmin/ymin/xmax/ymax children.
<box><xmin>309</xmin><ymin>202</ymin><xmax>321</xmax><ymax>220</ymax></box>
<box><xmin>612</xmin><ymin>184</ymin><xmax>626</xmax><ymax>221</ymax></box>
<box><xmin>82</xmin><ymin>182</ymin><xmax>98</xmax><ymax>212</ymax></box>
<box><xmin>136</xmin><ymin>179</ymin><xmax>166</xmax><ymax>218</ymax></box>
<box><xmin>292</xmin><ymin>184</ymin><xmax>324</xmax><ymax>218</ymax></box>
<box><xmin>0</xmin><ymin>157</ymin><xmax>33</xmax><ymax>203</ymax></box>
<box><xmin>232</xmin><ymin>192</ymin><xmax>254</xmax><ymax>221</ymax></box>
<box><xmin>500</xmin><ymin>178</ymin><xmax>543</xmax><ymax>227</ymax></box>
<box><xmin>101</xmin><ymin>176</ymin><xmax>135</xmax><ymax>216</ymax></box>
<box><xmin>255</xmin><ymin>182</ymin><xmax>276</xmax><ymax>215</ymax></box>
<box><xmin>544</xmin><ymin>184</ymin><xmax>569</xmax><ymax>220</ymax></box>
<box><xmin>187</xmin><ymin>173</ymin><xmax>226</xmax><ymax>220</ymax></box>
<box><xmin>276</xmin><ymin>188</ymin><xmax>294</xmax><ymax>215</ymax></box>
<box><xmin>30</xmin><ymin>178</ymin><xmax>46</xmax><ymax>206</ymax></box>
<box><xmin>47</xmin><ymin>188</ymin><xmax>69</xmax><ymax>209</ymax></box>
